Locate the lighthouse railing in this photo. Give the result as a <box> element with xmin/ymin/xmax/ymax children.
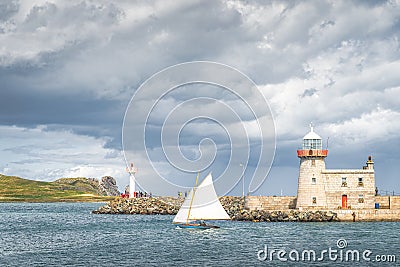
<box><xmin>297</xmin><ymin>149</ymin><xmax>328</xmax><ymax>157</ymax></box>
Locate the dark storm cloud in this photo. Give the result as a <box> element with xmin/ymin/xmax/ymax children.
<box><xmin>1</xmin><ymin>0</ymin><xmax>400</xmax><ymax>194</ymax></box>
<box><xmin>0</xmin><ymin>1</ymin><xmax>129</xmax><ymax>149</ymax></box>
<box><xmin>0</xmin><ymin>0</ymin><xmax>19</xmax><ymax>22</ymax></box>
<box><xmin>0</xmin><ymin>88</ymin><xmax>122</xmax><ymax>125</ymax></box>
<box><xmin>1</xmin><ymin>0</ymin><xmax>250</xmax><ymax>150</ymax></box>
<box><xmin>0</xmin><ymin>73</ymin><xmax>125</xmax><ymax>127</ymax></box>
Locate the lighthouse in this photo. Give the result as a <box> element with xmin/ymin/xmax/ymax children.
<box><xmin>126</xmin><ymin>163</ymin><xmax>138</xmax><ymax>198</ymax></box>
<box><xmin>296</xmin><ymin>125</ymin><xmax>328</xmax><ymax>209</ymax></box>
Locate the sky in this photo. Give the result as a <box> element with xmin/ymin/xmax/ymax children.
<box><xmin>1</xmin><ymin>0</ymin><xmax>400</xmax><ymax>196</ymax></box>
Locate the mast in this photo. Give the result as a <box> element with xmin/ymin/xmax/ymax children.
<box><xmin>172</xmin><ymin>172</ymin><xmax>230</xmax><ymax>223</ymax></box>
<box><xmin>186</xmin><ymin>172</ymin><xmax>200</xmax><ymax>224</ymax></box>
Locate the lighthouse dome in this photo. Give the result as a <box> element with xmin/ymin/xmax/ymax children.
<box><xmin>302</xmin><ymin>125</ymin><xmax>322</xmax><ymax>149</ymax></box>
<box><xmin>303</xmin><ymin>129</ymin><xmax>322</xmax><ymax>140</ymax></box>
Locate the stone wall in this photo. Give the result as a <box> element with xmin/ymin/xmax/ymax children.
<box><xmin>323</xmin><ymin>169</ymin><xmax>375</xmax><ymax>209</ymax></box>
<box><xmin>296</xmin><ymin>157</ymin><xmax>327</xmax><ymax>209</ymax></box>
<box><xmin>390</xmin><ymin>196</ymin><xmax>400</xmax><ymax>209</ymax></box>
<box><xmin>335</xmin><ymin>209</ymin><xmax>400</xmax><ymax>222</ymax></box>
<box><xmin>375</xmin><ymin>196</ymin><xmax>390</xmax><ymax>209</ymax></box>
<box><xmin>245</xmin><ymin>196</ymin><xmax>297</xmax><ymax>211</ymax></box>
<box><xmin>374</xmin><ymin>196</ymin><xmax>400</xmax><ymax>209</ymax></box>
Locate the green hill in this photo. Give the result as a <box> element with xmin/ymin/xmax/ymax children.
<box><xmin>0</xmin><ymin>174</ymin><xmax>115</xmax><ymax>202</ymax></box>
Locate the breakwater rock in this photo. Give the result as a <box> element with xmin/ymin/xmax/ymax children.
<box><xmin>92</xmin><ymin>197</ymin><xmax>183</xmax><ymax>215</ymax></box>
<box><xmin>92</xmin><ymin>196</ymin><xmax>339</xmax><ymax>222</ymax></box>
<box><xmin>232</xmin><ymin>209</ymin><xmax>339</xmax><ymax>222</ymax></box>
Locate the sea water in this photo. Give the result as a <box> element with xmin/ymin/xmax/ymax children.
<box><xmin>0</xmin><ymin>203</ymin><xmax>398</xmax><ymax>266</ymax></box>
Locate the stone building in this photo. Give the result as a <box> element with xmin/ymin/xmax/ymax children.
<box><xmin>296</xmin><ymin>126</ymin><xmax>375</xmax><ymax>210</ymax></box>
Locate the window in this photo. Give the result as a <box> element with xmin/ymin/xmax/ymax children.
<box><xmin>312</xmin><ymin>177</ymin><xmax>316</xmax><ymax>184</ymax></box>
<box><xmin>303</xmin><ymin>139</ymin><xmax>322</xmax><ymax>150</ymax></box>
<box><xmin>358</xmin><ymin>177</ymin><xmax>364</xmax><ymax>186</ymax></box>
<box><xmin>358</xmin><ymin>194</ymin><xmax>364</xmax><ymax>203</ymax></box>
<box><xmin>312</xmin><ymin>197</ymin><xmax>317</xmax><ymax>204</ymax></box>
<box><xmin>342</xmin><ymin>177</ymin><xmax>347</xmax><ymax>187</ymax></box>
<box><xmin>311</xmin><ymin>159</ymin><xmax>315</xmax><ymax>166</ymax></box>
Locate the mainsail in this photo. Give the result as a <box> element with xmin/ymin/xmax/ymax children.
<box><xmin>173</xmin><ymin>173</ymin><xmax>230</xmax><ymax>223</ymax></box>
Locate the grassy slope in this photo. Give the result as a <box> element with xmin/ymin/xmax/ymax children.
<box><xmin>0</xmin><ymin>174</ymin><xmax>115</xmax><ymax>202</ymax></box>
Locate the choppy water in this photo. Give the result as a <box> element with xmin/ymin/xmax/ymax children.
<box><xmin>0</xmin><ymin>203</ymin><xmax>399</xmax><ymax>266</ymax></box>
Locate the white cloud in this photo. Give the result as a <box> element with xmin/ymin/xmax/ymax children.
<box><xmin>0</xmin><ymin>125</ymin><xmax>128</xmax><ymax>190</ymax></box>
<box><xmin>326</xmin><ymin>107</ymin><xmax>400</xmax><ymax>146</ymax></box>
<box><xmin>1</xmin><ymin>0</ymin><xmax>400</xmax><ymax>194</ymax></box>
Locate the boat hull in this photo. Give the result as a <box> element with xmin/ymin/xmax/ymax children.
<box><xmin>175</xmin><ymin>223</ymin><xmax>220</xmax><ymax>229</ymax></box>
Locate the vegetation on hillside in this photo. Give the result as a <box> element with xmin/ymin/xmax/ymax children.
<box><xmin>0</xmin><ymin>174</ymin><xmax>115</xmax><ymax>202</ymax></box>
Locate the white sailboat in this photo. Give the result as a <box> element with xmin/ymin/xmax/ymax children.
<box><xmin>173</xmin><ymin>172</ymin><xmax>230</xmax><ymax>229</ymax></box>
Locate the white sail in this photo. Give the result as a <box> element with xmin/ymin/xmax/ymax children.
<box><xmin>173</xmin><ymin>173</ymin><xmax>230</xmax><ymax>223</ymax></box>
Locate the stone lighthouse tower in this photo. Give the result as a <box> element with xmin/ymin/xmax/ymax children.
<box><xmin>296</xmin><ymin>125</ymin><xmax>328</xmax><ymax>209</ymax></box>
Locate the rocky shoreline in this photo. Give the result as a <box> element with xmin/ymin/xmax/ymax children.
<box><xmin>93</xmin><ymin>197</ymin><xmax>183</xmax><ymax>215</ymax></box>
<box><xmin>92</xmin><ymin>196</ymin><xmax>339</xmax><ymax>222</ymax></box>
